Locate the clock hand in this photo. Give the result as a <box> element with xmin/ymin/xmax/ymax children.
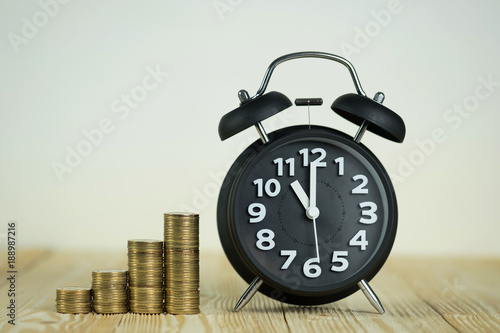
<box><xmin>307</xmin><ymin>162</ymin><xmax>320</xmax><ymax>219</ymax></box>
<box><xmin>310</xmin><ymin>162</ymin><xmax>317</xmax><ymax>208</ymax></box>
<box><xmin>312</xmin><ymin>217</ymin><xmax>320</xmax><ymax>262</ymax></box>
<box><xmin>290</xmin><ymin>180</ymin><xmax>309</xmax><ymax>211</ymax></box>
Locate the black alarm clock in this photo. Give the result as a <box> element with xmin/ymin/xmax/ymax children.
<box><xmin>217</xmin><ymin>51</ymin><xmax>405</xmax><ymax>313</ymax></box>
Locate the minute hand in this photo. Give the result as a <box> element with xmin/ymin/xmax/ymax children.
<box><xmin>307</xmin><ymin>162</ymin><xmax>320</xmax><ymax>219</ymax></box>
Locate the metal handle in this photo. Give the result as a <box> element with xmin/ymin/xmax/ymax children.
<box><xmin>249</xmin><ymin>51</ymin><xmax>367</xmax><ymax>100</ymax></box>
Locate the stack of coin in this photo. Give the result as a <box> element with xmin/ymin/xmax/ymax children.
<box><xmin>92</xmin><ymin>269</ymin><xmax>128</xmax><ymax>314</ymax></box>
<box><xmin>164</xmin><ymin>212</ymin><xmax>200</xmax><ymax>314</ymax></box>
<box><xmin>128</xmin><ymin>239</ymin><xmax>165</xmax><ymax>314</ymax></box>
<box><xmin>55</xmin><ymin>286</ymin><xmax>92</xmax><ymax>314</ymax></box>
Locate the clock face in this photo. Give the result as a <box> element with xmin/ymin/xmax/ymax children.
<box><xmin>218</xmin><ymin>126</ymin><xmax>397</xmax><ymax>305</ymax></box>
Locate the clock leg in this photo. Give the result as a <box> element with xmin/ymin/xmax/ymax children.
<box><xmin>357</xmin><ymin>279</ymin><xmax>385</xmax><ymax>314</ymax></box>
<box><xmin>233</xmin><ymin>277</ymin><xmax>263</xmax><ymax>312</ymax></box>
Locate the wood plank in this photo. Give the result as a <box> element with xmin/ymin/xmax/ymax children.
<box><xmin>281</xmin><ymin>260</ymin><xmax>458</xmax><ymax>333</ymax></box>
<box><xmin>401</xmin><ymin>257</ymin><xmax>500</xmax><ymax>332</ymax></box>
<box><xmin>201</xmin><ymin>254</ymin><xmax>291</xmax><ymax>332</ymax></box>
<box><xmin>1</xmin><ymin>249</ymin><xmax>129</xmax><ymax>332</ymax></box>
<box><xmin>0</xmin><ymin>248</ymin><xmax>52</xmax><ymax>286</ymax></box>
<box><xmin>0</xmin><ymin>251</ymin><xmax>499</xmax><ymax>332</ymax></box>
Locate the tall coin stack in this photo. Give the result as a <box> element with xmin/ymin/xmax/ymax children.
<box><xmin>55</xmin><ymin>287</ymin><xmax>92</xmax><ymax>314</ymax></box>
<box><xmin>128</xmin><ymin>239</ymin><xmax>165</xmax><ymax>314</ymax></box>
<box><xmin>92</xmin><ymin>269</ymin><xmax>128</xmax><ymax>314</ymax></box>
<box><xmin>164</xmin><ymin>213</ymin><xmax>200</xmax><ymax>314</ymax></box>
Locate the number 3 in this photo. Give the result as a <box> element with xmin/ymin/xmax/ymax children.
<box><xmin>359</xmin><ymin>202</ymin><xmax>377</xmax><ymax>224</ymax></box>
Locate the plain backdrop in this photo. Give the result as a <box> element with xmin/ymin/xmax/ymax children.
<box><xmin>1</xmin><ymin>0</ymin><xmax>499</xmax><ymax>256</ymax></box>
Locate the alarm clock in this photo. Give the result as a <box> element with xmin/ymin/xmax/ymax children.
<box><xmin>217</xmin><ymin>51</ymin><xmax>405</xmax><ymax>313</ymax></box>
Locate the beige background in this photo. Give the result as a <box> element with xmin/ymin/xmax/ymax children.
<box><xmin>1</xmin><ymin>0</ymin><xmax>499</xmax><ymax>256</ymax></box>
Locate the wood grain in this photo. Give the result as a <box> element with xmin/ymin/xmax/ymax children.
<box><xmin>0</xmin><ymin>250</ymin><xmax>499</xmax><ymax>332</ymax></box>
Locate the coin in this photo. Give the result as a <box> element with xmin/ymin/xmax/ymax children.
<box><xmin>127</xmin><ymin>239</ymin><xmax>164</xmax><ymax>314</ymax></box>
<box><xmin>91</xmin><ymin>269</ymin><xmax>128</xmax><ymax>314</ymax></box>
<box><xmin>128</xmin><ymin>239</ymin><xmax>164</xmax><ymax>253</ymax></box>
<box><xmin>55</xmin><ymin>286</ymin><xmax>92</xmax><ymax>314</ymax></box>
<box><xmin>55</xmin><ymin>212</ymin><xmax>203</xmax><ymax>316</ymax></box>
<box><xmin>164</xmin><ymin>212</ymin><xmax>200</xmax><ymax>314</ymax></box>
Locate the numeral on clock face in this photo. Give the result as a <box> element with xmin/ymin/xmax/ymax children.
<box><xmin>248</xmin><ymin>203</ymin><xmax>266</xmax><ymax>223</ymax></box>
<box><xmin>334</xmin><ymin>157</ymin><xmax>344</xmax><ymax>176</ymax></box>
<box><xmin>253</xmin><ymin>178</ymin><xmax>281</xmax><ymax>197</ymax></box>
<box><xmin>352</xmin><ymin>175</ymin><xmax>369</xmax><ymax>194</ymax></box>
<box><xmin>280</xmin><ymin>250</ymin><xmax>297</xmax><ymax>269</ymax></box>
<box><xmin>331</xmin><ymin>251</ymin><xmax>349</xmax><ymax>272</ymax></box>
<box><xmin>273</xmin><ymin>158</ymin><xmax>295</xmax><ymax>176</ymax></box>
<box><xmin>299</xmin><ymin>148</ymin><xmax>327</xmax><ymax>167</ymax></box>
<box><xmin>359</xmin><ymin>202</ymin><xmax>377</xmax><ymax>224</ymax></box>
<box><xmin>256</xmin><ymin>229</ymin><xmax>275</xmax><ymax>251</ymax></box>
<box><xmin>349</xmin><ymin>230</ymin><xmax>368</xmax><ymax>250</ymax></box>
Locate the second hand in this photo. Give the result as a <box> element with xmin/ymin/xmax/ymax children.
<box><xmin>312</xmin><ymin>217</ymin><xmax>320</xmax><ymax>261</ymax></box>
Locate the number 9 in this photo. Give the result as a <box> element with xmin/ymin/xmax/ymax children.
<box><xmin>248</xmin><ymin>203</ymin><xmax>266</xmax><ymax>223</ymax></box>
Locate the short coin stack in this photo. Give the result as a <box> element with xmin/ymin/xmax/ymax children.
<box><xmin>92</xmin><ymin>269</ymin><xmax>128</xmax><ymax>314</ymax></box>
<box><xmin>128</xmin><ymin>239</ymin><xmax>165</xmax><ymax>314</ymax></box>
<box><xmin>55</xmin><ymin>287</ymin><xmax>92</xmax><ymax>314</ymax></box>
<box><xmin>164</xmin><ymin>213</ymin><xmax>200</xmax><ymax>314</ymax></box>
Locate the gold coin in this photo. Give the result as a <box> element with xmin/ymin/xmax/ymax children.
<box><xmin>55</xmin><ymin>286</ymin><xmax>92</xmax><ymax>314</ymax></box>
<box><xmin>128</xmin><ymin>239</ymin><xmax>164</xmax><ymax>244</ymax></box>
<box><xmin>56</xmin><ymin>286</ymin><xmax>91</xmax><ymax>292</ymax></box>
<box><xmin>91</xmin><ymin>269</ymin><xmax>129</xmax><ymax>314</ymax></box>
<box><xmin>128</xmin><ymin>239</ymin><xmax>164</xmax><ymax>292</ymax></box>
<box><xmin>128</xmin><ymin>239</ymin><xmax>164</xmax><ymax>254</ymax></box>
<box><xmin>92</xmin><ymin>304</ymin><xmax>128</xmax><ymax>314</ymax></box>
<box><xmin>92</xmin><ymin>269</ymin><xmax>128</xmax><ymax>275</ymax></box>
<box><xmin>56</xmin><ymin>305</ymin><xmax>92</xmax><ymax>314</ymax></box>
<box><xmin>163</xmin><ymin>212</ymin><xmax>200</xmax><ymax>315</ymax></box>
<box><xmin>128</xmin><ymin>285</ymin><xmax>164</xmax><ymax>314</ymax></box>
<box><xmin>129</xmin><ymin>306</ymin><xmax>164</xmax><ymax>314</ymax></box>
<box><xmin>129</xmin><ymin>286</ymin><xmax>163</xmax><ymax>293</ymax></box>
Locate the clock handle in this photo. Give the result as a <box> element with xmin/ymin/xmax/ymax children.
<box><xmin>248</xmin><ymin>51</ymin><xmax>367</xmax><ymax>101</ymax></box>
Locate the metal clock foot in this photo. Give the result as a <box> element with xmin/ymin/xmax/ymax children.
<box><xmin>233</xmin><ymin>277</ymin><xmax>263</xmax><ymax>312</ymax></box>
<box><xmin>358</xmin><ymin>279</ymin><xmax>385</xmax><ymax>314</ymax></box>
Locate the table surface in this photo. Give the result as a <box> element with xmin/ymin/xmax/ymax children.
<box><xmin>1</xmin><ymin>249</ymin><xmax>499</xmax><ymax>333</ymax></box>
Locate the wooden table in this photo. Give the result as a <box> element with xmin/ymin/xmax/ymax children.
<box><xmin>1</xmin><ymin>249</ymin><xmax>499</xmax><ymax>332</ymax></box>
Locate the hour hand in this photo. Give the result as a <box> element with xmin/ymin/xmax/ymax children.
<box><xmin>290</xmin><ymin>180</ymin><xmax>309</xmax><ymax>211</ymax></box>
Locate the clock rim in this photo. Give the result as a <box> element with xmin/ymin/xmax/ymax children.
<box><xmin>217</xmin><ymin>125</ymin><xmax>397</xmax><ymax>305</ymax></box>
